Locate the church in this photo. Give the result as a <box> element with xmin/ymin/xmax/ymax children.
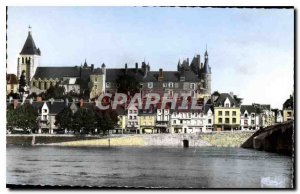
<box><xmin>17</xmin><ymin>27</ymin><xmax>212</xmax><ymax>100</ymax></box>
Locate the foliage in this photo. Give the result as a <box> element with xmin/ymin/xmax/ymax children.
<box><xmin>116</xmin><ymin>74</ymin><xmax>141</xmax><ymax>96</ymax></box>
<box><xmin>55</xmin><ymin>107</ymin><xmax>73</xmax><ymax>132</ymax></box>
<box><xmin>18</xmin><ymin>71</ymin><xmax>27</xmax><ymax>93</ymax></box>
<box><xmin>6</xmin><ymin>103</ymin><xmax>38</xmax><ymax>132</ymax></box>
<box><xmin>95</xmin><ymin>109</ymin><xmax>118</xmax><ymax>135</ymax></box>
<box><xmin>7</xmin><ymin>92</ymin><xmax>20</xmax><ymax>99</ymax></box>
<box><xmin>72</xmin><ymin>107</ymin><xmax>96</xmax><ymax>134</ymax></box>
<box><xmin>38</xmin><ymin>84</ymin><xmax>65</xmax><ymax>100</ymax></box>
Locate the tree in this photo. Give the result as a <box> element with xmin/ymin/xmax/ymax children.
<box><xmin>6</xmin><ymin>105</ymin><xmax>17</xmax><ymax>131</ymax></box>
<box><xmin>95</xmin><ymin>109</ymin><xmax>118</xmax><ymax>135</ymax></box>
<box><xmin>45</xmin><ymin>84</ymin><xmax>65</xmax><ymax>99</ymax></box>
<box><xmin>18</xmin><ymin>71</ymin><xmax>27</xmax><ymax>93</ymax></box>
<box><xmin>55</xmin><ymin>107</ymin><xmax>73</xmax><ymax>133</ymax></box>
<box><xmin>8</xmin><ymin>103</ymin><xmax>38</xmax><ymax>133</ymax></box>
<box><xmin>116</xmin><ymin>74</ymin><xmax>141</xmax><ymax>96</ymax></box>
<box><xmin>72</xmin><ymin>108</ymin><xmax>96</xmax><ymax>134</ymax></box>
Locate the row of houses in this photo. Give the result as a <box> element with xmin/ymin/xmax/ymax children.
<box><xmin>8</xmin><ymin>92</ymin><xmax>293</xmax><ymax>134</ymax></box>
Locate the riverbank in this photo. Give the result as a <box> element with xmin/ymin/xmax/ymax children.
<box><xmin>7</xmin><ymin>131</ymin><xmax>255</xmax><ymax>147</ymax></box>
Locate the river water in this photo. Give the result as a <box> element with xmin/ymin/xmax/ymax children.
<box><xmin>6</xmin><ymin>145</ymin><xmax>293</xmax><ymax>188</ymax></box>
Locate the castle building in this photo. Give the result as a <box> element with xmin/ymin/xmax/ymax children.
<box><xmin>16</xmin><ymin>28</ymin><xmax>212</xmax><ymax>100</ymax></box>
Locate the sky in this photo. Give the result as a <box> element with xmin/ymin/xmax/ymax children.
<box><xmin>6</xmin><ymin>7</ymin><xmax>294</xmax><ymax>109</ymax></box>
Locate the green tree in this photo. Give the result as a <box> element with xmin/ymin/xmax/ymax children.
<box><xmin>116</xmin><ymin>74</ymin><xmax>141</xmax><ymax>96</ymax></box>
<box><xmin>13</xmin><ymin>103</ymin><xmax>38</xmax><ymax>132</ymax></box>
<box><xmin>18</xmin><ymin>71</ymin><xmax>27</xmax><ymax>93</ymax></box>
<box><xmin>6</xmin><ymin>105</ymin><xmax>17</xmax><ymax>131</ymax></box>
<box><xmin>95</xmin><ymin>109</ymin><xmax>118</xmax><ymax>135</ymax></box>
<box><xmin>45</xmin><ymin>84</ymin><xmax>65</xmax><ymax>99</ymax></box>
<box><xmin>55</xmin><ymin>107</ymin><xmax>73</xmax><ymax>133</ymax></box>
<box><xmin>72</xmin><ymin>108</ymin><xmax>96</xmax><ymax>134</ymax></box>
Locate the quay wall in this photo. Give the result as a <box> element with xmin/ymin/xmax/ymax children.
<box><xmin>47</xmin><ymin>131</ymin><xmax>254</xmax><ymax>147</ymax></box>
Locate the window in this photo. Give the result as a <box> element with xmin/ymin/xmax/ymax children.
<box><xmin>173</xmin><ymin>120</ymin><xmax>176</xmax><ymax>124</ymax></box>
<box><xmin>163</xmin><ymin>83</ymin><xmax>168</xmax><ymax>88</ymax></box>
<box><xmin>218</xmin><ymin>111</ymin><xmax>222</xmax><ymax>116</ymax></box>
<box><xmin>106</xmin><ymin>82</ymin><xmax>110</xmax><ymax>88</ymax></box>
<box><xmin>225</xmin><ymin>103</ymin><xmax>229</xmax><ymax>107</ymax></box>
<box><xmin>225</xmin><ymin>118</ymin><xmax>230</xmax><ymax>124</ymax></box>
<box><xmin>245</xmin><ymin>113</ymin><xmax>248</xmax><ymax>118</ymax></box>
<box><xmin>287</xmin><ymin>112</ymin><xmax>292</xmax><ymax>117</ymax></box>
<box><xmin>43</xmin><ymin>109</ymin><xmax>47</xmax><ymax>113</ymax></box>
<box><xmin>148</xmin><ymin>82</ymin><xmax>153</xmax><ymax>88</ymax></box>
<box><xmin>232</xmin><ymin>111</ymin><xmax>236</xmax><ymax>116</ymax></box>
<box><xmin>169</xmin><ymin>90</ymin><xmax>173</xmax><ymax>96</ymax></box>
<box><xmin>251</xmin><ymin>120</ymin><xmax>255</xmax><ymax>125</ymax></box>
<box><xmin>232</xmin><ymin>118</ymin><xmax>236</xmax><ymax>124</ymax></box>
<box><xmin>134</xmin><ymin>110</ymin><xmax>137</xmax><ymax>114</ymax></box>
<box><xmin>129</xmin><ymin>116</ymin><xmax>132</xmax><ymax>119</ymax></box>
<box><xmin>169</xmin><ymin>82</ymin><xmax>173</xmax><ymax>87</ymax></box>
<box><xmin>190</xmin><ymin>83</ymin><xmax>195</xmax><ymax>89</ymax></box>
<box><xmin>135</xmin><ymin>122</ymin><xmax>138</xmax><ymax>125</ymax></box>
<box><xmin>218</xmin><ymin>118</ymin><xmax>222</xmax><ymax>123</ymax></box>
<box><xmin>180</xmin><ymin>120</ymin><xmax>183</xmax><ymax>124</ymax></box>
<box><xmin>208</xmin><ymin>119</ymin><xmax>212</xmax><ymax>124</ymax></box>
<box><xmin>130</xmin><ymin>110</ymin><xmax>132</xmax><ymax>113</ymax></box>
<box><xmin>134</xmin><ymin>116</ymin><xmax>137</xmax><ymax>119</ymax></box>
<box><xmin>225</xmin><ymin>111</ymin><xmax>229</xmax><ymax>116</ymax></box>
<box><xmin>95</xmin><ymin>77</ymin><xmax>98</xmax><ymax>82</ymax></box>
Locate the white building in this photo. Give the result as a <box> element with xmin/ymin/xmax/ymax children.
<box><xmin>271</xmin><ymin>109</ymin><xmax>283</xmax><ymax>123</ymax></box>
<box><xmin>240</xmin><ymin>105</ymin><xmax>260</xmax><ymax>130</ymax></box>
<box><xmin>126</xmin><ymin>104</ymin><xmax>139</xmax><ymax>133</ymax></box>
<box><xmin>169</xmin><ymin>104</ymin><xmax>213</xmax><ymax>133</ymax></box>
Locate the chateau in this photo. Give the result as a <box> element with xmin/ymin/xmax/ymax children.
<box><xmin>17</xmin><ymin>27</ymin><xmax>212</xmax><ymax>100</ymax></box>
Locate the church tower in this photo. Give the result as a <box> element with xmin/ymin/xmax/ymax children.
<box><xmin>17</xmin><ymin>26</ymin><xmax>41</xmax><ymax>84</ymax></box>
<box><xmin>200</xmin><ymin>48</ymin><xmax>212</xmax><ymax>96</ymax></box>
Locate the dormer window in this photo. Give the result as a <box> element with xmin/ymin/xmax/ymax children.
<box><xmin>225</xmin><ymin>103</ymin><xmax>229</xmax><ymax>107</ymax></box>
<box><xmin>245</xmin><ymin>113</ymin><xmax>248</xmax><ymax>118</ymax></box>
<box><xmin>169</xmin><ymin>82</ymin><xmax>173</xmax><ymax>87</ymax></box>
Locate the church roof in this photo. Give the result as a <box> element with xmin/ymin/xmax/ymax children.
<box><xmin>33</xmin><ymin>67</ymin><xmax>80</xmax><ymax>79</ymax></box>
<box><xmin>20</xmin><ymin>31</ymin><xmax>41</xmax><ymax>55</ymax></box>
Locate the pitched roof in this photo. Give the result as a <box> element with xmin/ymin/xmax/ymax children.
<box><xmin>214</xmin><ymin>93</ymin><xmax>240</xmax><ymax>107</ymax></box>
<box><xmin>283</xmin><ymin>96</ymin><xmax>293</xmax><ymax>109</ymax></box>
<box><xmin>20</xmin><ymin>32</ymin><xmax>41</xmax><ymax>55</ymax></box>
<box><xmin>33</xmin><ymin>67</ymin><xmax>80</xmax><ymax>79</ymax></box>
<box><xmin>241</xmin><ymin>105</ymin><xmax>257</xmax><ymax>114</ymax></box>
<box><xmin>6</xmin><ymin>74</ymin><xmax>18</xmax><ymax>84</ymax></box>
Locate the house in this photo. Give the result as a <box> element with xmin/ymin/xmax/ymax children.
<box><xmin>139</xmin><ymin>106</ymin><xmax>156</xmax><ymax>134</ymax></box>
<box><xmin>212</xmin><ymin>92</ymin><xmax>241</xmax><ymax>131</ymax></box>
<box><xmin>252</xmin><ymin>104</ymin><xmax>274</xmax><ymax>128</ymax></box>
<box><xmin>240</xmin><ymin>105</ymin><xmax>260</xmax><ymax>130</ymax></box>
<box><xmin>6</xmin><ymin>74</ymin><xmax>18</xmax><ymax>95</ymax></box>
<box><xmin>271</xmin><ymin>109</ymin><xmax>283</xmax><ymax>123</ymax></box>
<box><xmin>126</xmin><ymin>104</ymin><xmax>139</xmax><ymax>134</ymax></box>
<box><xmin>283</xmin><ymin>95</ymin><xmax>294</xmax><ymax>121</ymax></box>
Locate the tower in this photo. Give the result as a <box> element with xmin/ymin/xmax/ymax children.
<box><xmin>200</xmin><ymin>48</ymin><xmax>212</xmax><ymax>96</ymax></box>
<box><xmin>17</xmin><ymin>26</ymin><xmax>41</xmax><ymax>85</ymax></box>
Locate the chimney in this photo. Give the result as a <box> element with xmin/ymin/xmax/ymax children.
<box><xmin>135</xmin><ymin>62</ymin><xmax>138</xmax><ymax>73</ymax></box>
<box><xmin>159</xmin><ymin>68</ymin><xmax>164</xmax><ymax>81</ymax></box>
<box><xmin>50</xmin><ymin>98</ymin><xmax>54</xmax><ymax>105</ymax></box>
<box><xmin>80</xmin><ymin>99</ymin><xmax>84</xmax><ymax>107</ymax></box>
<box><xmin>13</xmin><ymin>99</ymin><xmax>18</xmax><ymax>109</ymax></box>
<box><xmin>37</xmin><ymin>96</ymin><xmax>42</xmax><ymax>102</ymax></box>
<box><xmin>200</xmin><ymin>62</ymin><xmax>204</xmax><ymax>69</ymax></box>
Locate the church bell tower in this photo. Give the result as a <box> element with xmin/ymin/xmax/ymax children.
<box><xmin>17</xmin><ymin>26</ymin><xmax>41</xmax><ymax>84</ymax></box>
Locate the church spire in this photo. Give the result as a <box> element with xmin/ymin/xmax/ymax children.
<box><xmin>20</xmin><ymin>25</ymin><xmax>40</xmax><ymax>55</ymax></box>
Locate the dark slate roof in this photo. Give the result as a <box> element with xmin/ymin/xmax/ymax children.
<box><xmin>20</xmin><ymin>32</ymin><xmax>41</xmax><ymax>55</ymax></box>
<box><xmin>203</xmin><ymin>104</ymin><xmax>213</xmax><ymax>114</ymax></box>
<box><xmin>214</xmin><ymin>93</ymin><xmax>239</xmax><ymax>107</ymax></box>
<box><xmin>283</xmin><ymin>97</ymin><xmax>293</xmax><ymax>109</ymax></box>
<box><xmin>241</xmin><ymin>105</ymin><xmax>256</xmax><ymax>114</ymax></box>
<box><xmin>7</xmin><ymin>74</ymin><xmax>18</xmax><ymax>84</ymax></box>
<box><xmin>34</xmin><ymin>67</ymin><xmax>80</xmax><ymax>79</ymax></box>
<box><xmin>48</xmin><ymin>102</ymin><xmax>67</xmax><ymax>114</ymax></box>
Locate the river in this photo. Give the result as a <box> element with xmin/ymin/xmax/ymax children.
<box><xmin>6</xmin><ymin>145</ymin><xmax>293</xmax><ymax>188</ymax></box>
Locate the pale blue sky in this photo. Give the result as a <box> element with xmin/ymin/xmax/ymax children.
<box><xmin>7</xmin><ymin>7</ymin><xmax>294</xmax><ymax>109</ymax></box>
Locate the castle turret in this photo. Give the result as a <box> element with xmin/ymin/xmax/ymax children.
<box><xmin>201</xmin><ymin>48</ymin><xmax>212</xmax><ymax>95</ymax></box>
<box><xmin>17</xmin><ymin>26</ymin><xmax>41</xmax><ymax>86</ymax></box>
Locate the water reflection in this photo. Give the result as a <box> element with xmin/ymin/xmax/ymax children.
<box><xmin>6</xmin><ymin>146</ymin><xmax>293</xmax><ymax>188</ymax></box>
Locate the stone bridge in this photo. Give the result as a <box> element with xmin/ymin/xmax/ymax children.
<box><xmin>241</xmin><ymin>120</ymin><xmax>294</xmax><ymax>156</ymax></box>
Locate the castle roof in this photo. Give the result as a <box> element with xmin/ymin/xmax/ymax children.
<box><xmin>20</xmin><ymin>31</ymin><xmax>41</xmax><ymax>55</ymax></box>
